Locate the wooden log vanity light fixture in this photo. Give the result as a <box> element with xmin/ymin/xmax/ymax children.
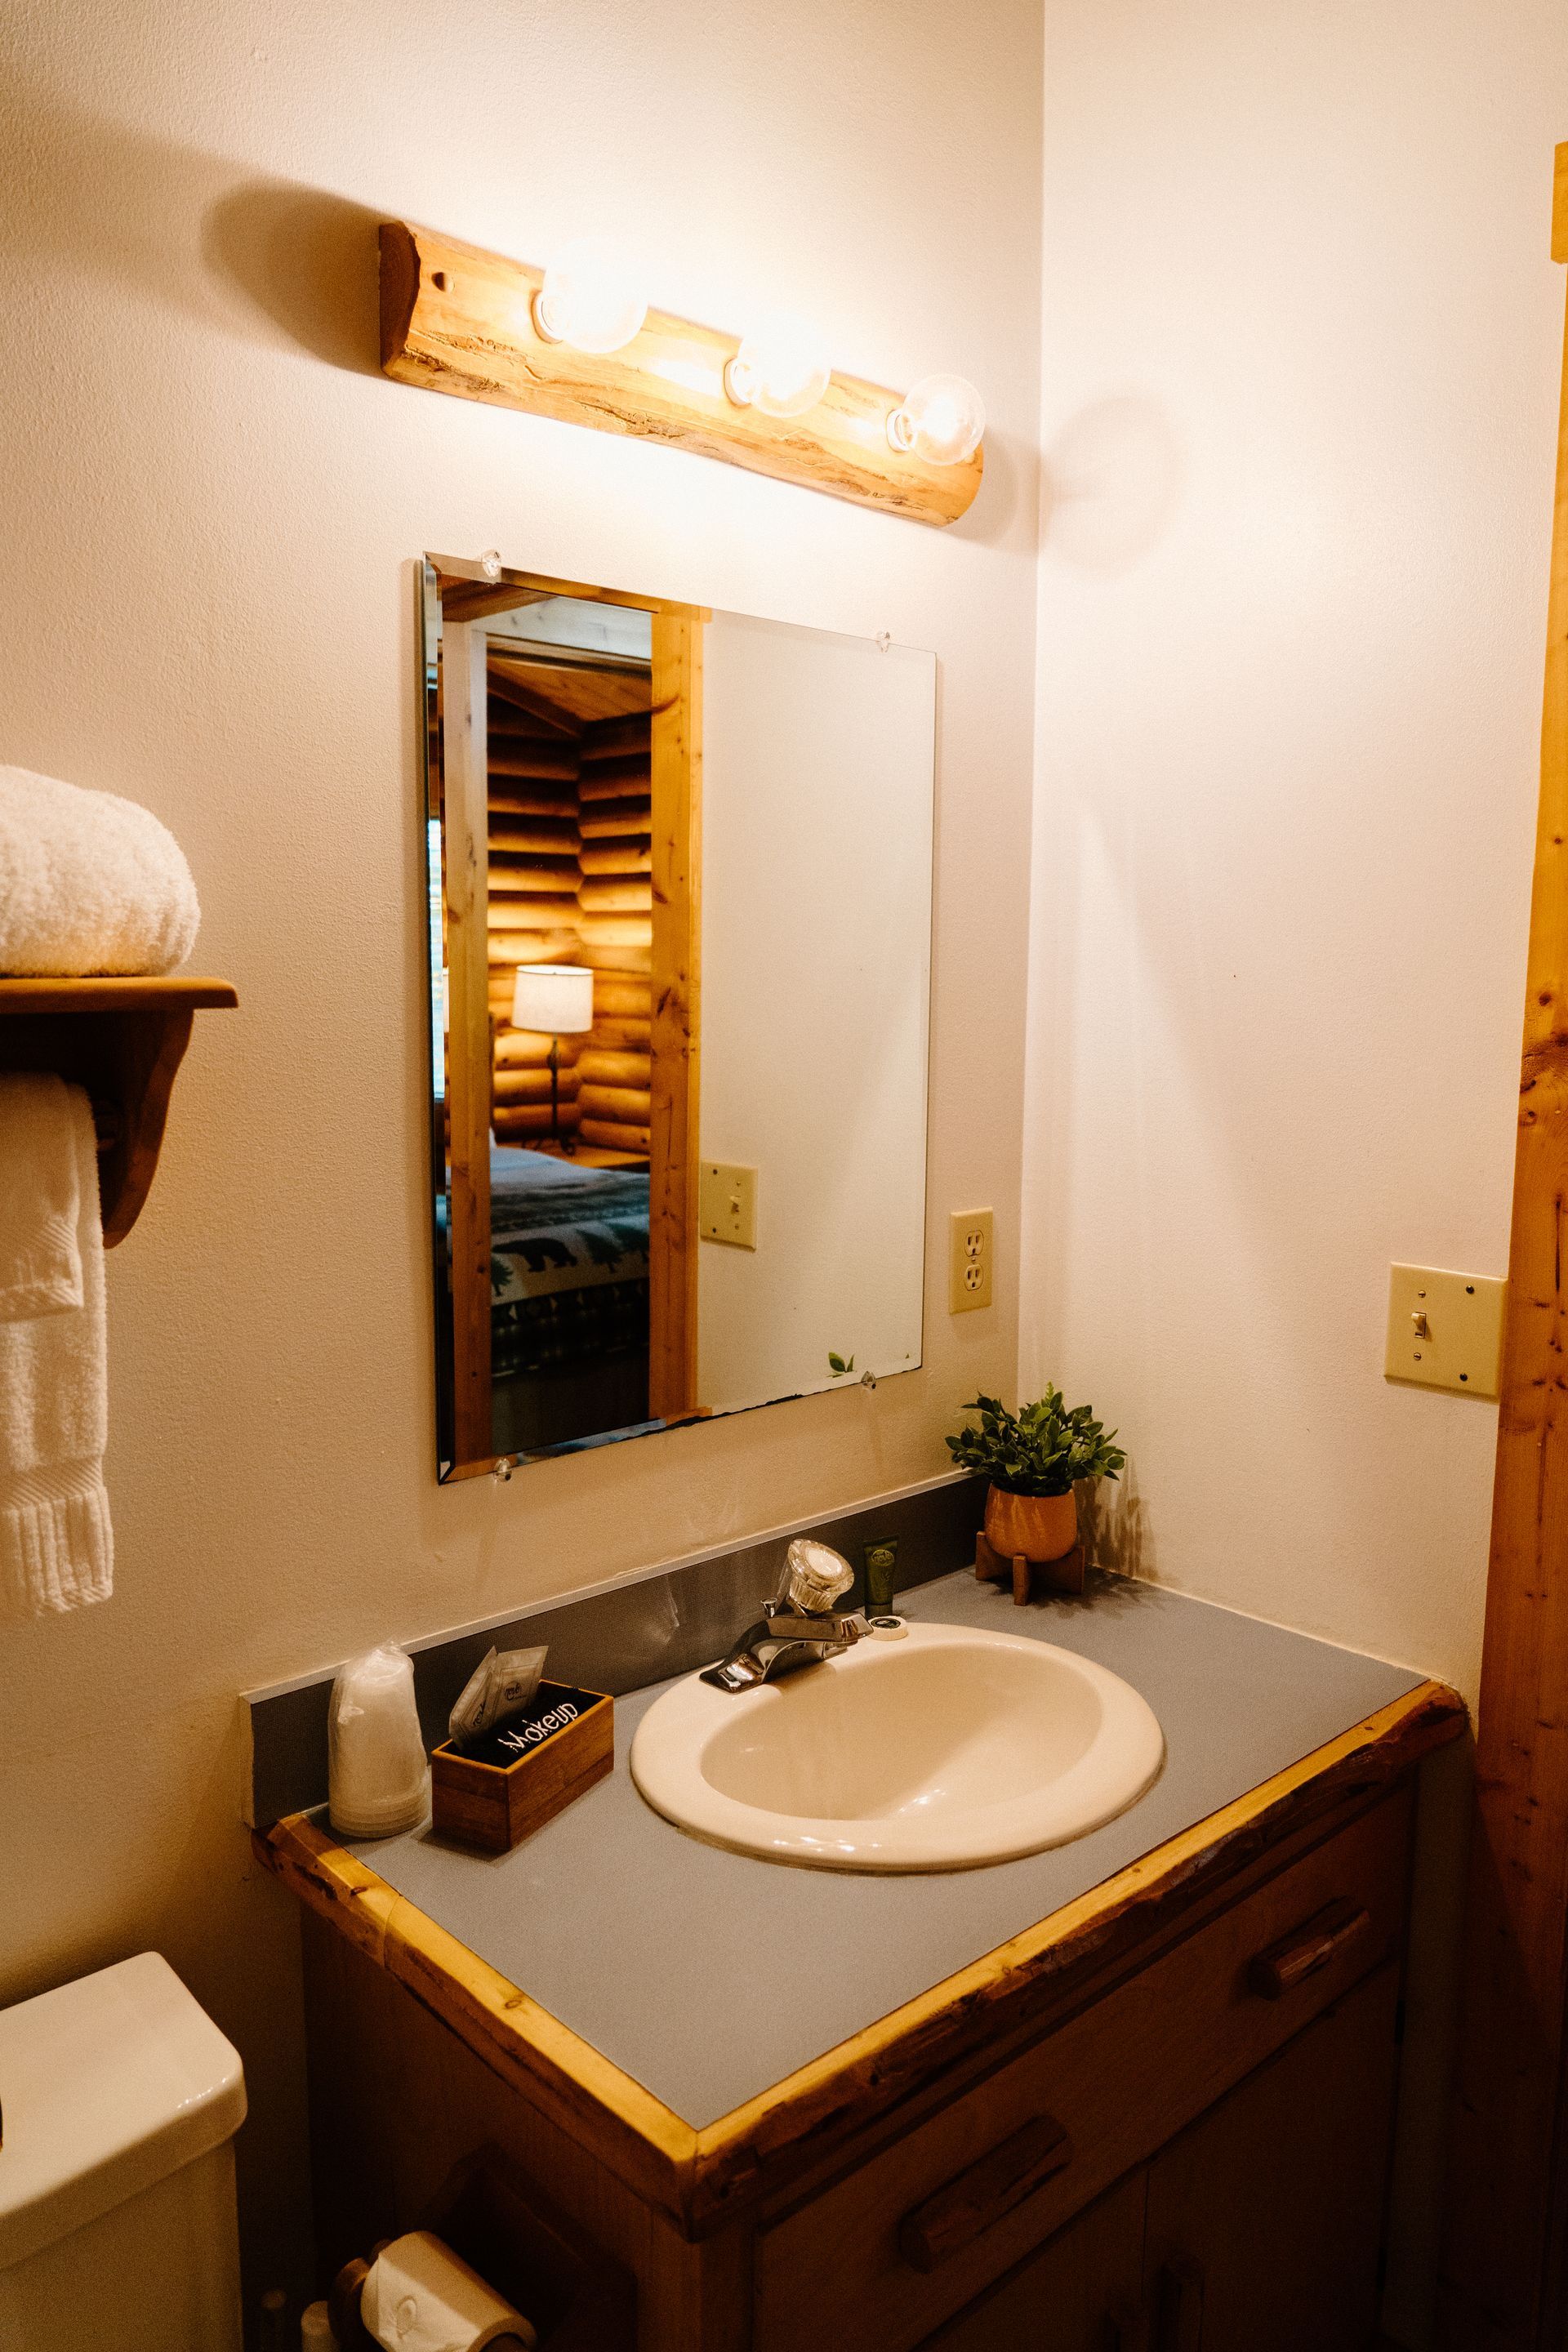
<box><xmin>379</xmin><ymin>222</ymin><xmax>986</xmax><ymax>528</ymax></box>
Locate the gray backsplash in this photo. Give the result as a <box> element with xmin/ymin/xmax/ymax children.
<box><xmin>244</xmin><ymin>1471</ymin><xmax>986</xmax><ymax>1827</ymax></box>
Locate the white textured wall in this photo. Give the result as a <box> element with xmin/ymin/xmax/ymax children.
<box><xmin>1026</xmin><ymin>0</ymin><xmax>1568</xmax><ymax>1706</ymax></box>
<box><xmin>0</xmin><ymin>0</ymin><xmax>1040</xmax><ymax>2306</ymax></box>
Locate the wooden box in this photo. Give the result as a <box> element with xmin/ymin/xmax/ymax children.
<box><xmin>430</xmin><ymin>1682</ymin><xmax>614</xmax><ymax>1854</ymax></box>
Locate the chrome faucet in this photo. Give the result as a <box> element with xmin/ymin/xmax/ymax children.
<box><xmin>701</xmin><ymin>1539</ymin><xmax>866</xmax><ymax>1693</ymax></box>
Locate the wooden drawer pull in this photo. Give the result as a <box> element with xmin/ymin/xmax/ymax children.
<box><xmin>1249</xmin><ymin>1895</ymin><xmax>1370</xmax><ymax>1998</ymax></box>
<box><xmin>898</xmin><ymin>2113</ymin><xmax>1073</xmax><ymax>2273</ymax></box>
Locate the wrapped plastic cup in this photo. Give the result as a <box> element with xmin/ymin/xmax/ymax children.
<box><xmin>328</xmin><ymin>1643</ymin><xmax>430</xmax><ymax>1839</ymax></box>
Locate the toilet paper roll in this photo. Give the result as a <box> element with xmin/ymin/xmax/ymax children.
<box><xmin>360</xmin><ymin>2231</ymin><xmax>537</xmax><ymax>2352</ymax></box>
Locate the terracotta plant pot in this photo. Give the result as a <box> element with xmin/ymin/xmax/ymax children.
<box><xmin>984</xmin><ymin>1485</ymin><xmax>1078</xmax><ymax>1565</ymax></box>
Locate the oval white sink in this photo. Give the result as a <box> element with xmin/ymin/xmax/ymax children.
<box><xmin>629</xmin><ymin>1622</ymin><xmax>1164</xmax><ymax>1872</ymax></box>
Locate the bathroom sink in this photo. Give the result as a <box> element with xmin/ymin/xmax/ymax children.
<box><xmin>629</xmin><ymin>1621</ymin><xmax>1164</xmax><ymax>1871</ymax></box>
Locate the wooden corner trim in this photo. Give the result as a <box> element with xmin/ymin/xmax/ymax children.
<box><xmin>1553</xmin><ymin>144</ymin><xmax>1568</xmax><ymax>265</ymax></box>
<box><xmin>255</xmin><ymin>1815</ymin><xmax>698</xmax><ymax>2219</ymax></box>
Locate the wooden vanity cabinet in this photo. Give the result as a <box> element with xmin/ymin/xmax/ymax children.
<box><xmin>918</xmin><ymin>2173</ymin><xmax>1149</xmax><ymax>2351</ymax></box>
<box><xmin>270</xmin><ymin>1683</ymin><xmax>1461</xmax><ymax>2352</ymax></box>
<box><xmin>923</xmin><ymin>1965</ymin><xmax>1401</xmax><ymax>2352</ymax></box>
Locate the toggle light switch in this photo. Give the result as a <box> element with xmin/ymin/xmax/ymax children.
<box><xmin>699</xmin><ymin>1162</ymin><xmax>758</xmax><ymax>1250</ymax></box>
<box><xmin>1384</xmin><ymin>1263</ymin><xmax>1506</xmax><ymax>1398</ymax></box>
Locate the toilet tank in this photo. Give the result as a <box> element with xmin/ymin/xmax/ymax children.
<box><xmin>0</xmin><ymin>1951</ymin><xmax>247</xmax><ymax>2352</ymax></box>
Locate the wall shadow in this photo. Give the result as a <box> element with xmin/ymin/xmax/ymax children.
<box><xmin>950</xmin><ymin>423</ymin><xmax>1031</xmax><ymax>550</ymax></box>
<box><xmin>202</xmin><ymin>182</ymin><xmax>382</xmax><ymax>376</ymax></box>
<box><xmin>1082</xmin><ymin>1460</ymin><xmax>1153</xmax><ymax>1581</ymax></box>
<box><xmin>0</xmin><ymin>77</ymin><xmax>381</xmax><ymax>375</ymax></box>
<box><xmin>1041</xmin><ymin>395</ymin><xmax>1185</xmax><ymax>575</ymax></box>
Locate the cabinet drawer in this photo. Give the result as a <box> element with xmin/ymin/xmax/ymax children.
<box><xmin>755</xmin><ymin>1788</ymin><xmax>1411</xmax><ymax>2352</ymax></box>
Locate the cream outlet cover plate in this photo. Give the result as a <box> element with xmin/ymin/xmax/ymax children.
<box><xmin>700</xmin><ymin>1162</ymin><xmax>758</xmax><ymax>1250</ymax></box>
<box><xmin>1384</xmin><ymin>1263</ymin><xmax>1507</xmax><ymax>1399</ymax></box>
<box><xmin>950</xmin><ymin>1208</ymin><xmax>994</xmax><ymax>1313</ymax></box>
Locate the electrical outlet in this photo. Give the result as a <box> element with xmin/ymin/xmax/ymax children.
<box><xmin>950</xmin><ymin>1208</ymin><xmax>993</xmax><ymax>1314</ymax></box>
<box><xmin>699</xmin><ymin>1162</ymin><xmax>758</xmax><ymax>1249</ymax></box>
<box><xmin>1384</xmin><ymin>1263</ymin><xmax>1507</xmax><ymax>1397</ymax></box>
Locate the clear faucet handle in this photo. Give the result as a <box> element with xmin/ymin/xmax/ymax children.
<box><xmin>782</xmin><ymin>1537</ymin><xmax>854</xmax><ymax>1615</ymax></box>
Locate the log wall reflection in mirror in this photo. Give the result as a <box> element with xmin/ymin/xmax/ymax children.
<box><xmin>421</xmin><ymin>556</ymin><xmax>936</xmax><ymax>1479</ymax></box>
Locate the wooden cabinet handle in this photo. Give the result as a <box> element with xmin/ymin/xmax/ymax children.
<box><xmin>898</xmin><ymin>2113</ymin><xmax>1074</xmax><ymax>2272</ymax></box>
<box><xmin>1153</xmin><ymin>2257</ymin><xmax>1204</xmax><ymax>2352</ymax></box>
<box><xmin>1248</xmin><ymin>1895</ymin><xmax>1371</xmax><ymax>1998</ymax></box>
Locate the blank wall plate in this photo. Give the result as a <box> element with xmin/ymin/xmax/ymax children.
<box><xmin>700</xmin><ymin>1162</ymin><xmax>758</xmax><ymax>1250</ymax></box>
<box><xmin>1384</xmin><ymin>1263</ymin><xmax>1507</xmax><ymax>1398</ymax></box>
<box><xmin>950</xmin><ymin>1209</ymin><xmax>994</xmax><ymax>1314</ymax></box>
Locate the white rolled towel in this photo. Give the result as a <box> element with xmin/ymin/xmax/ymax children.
<box><xmin>0</xmin><ymin>765</ymin><xmax>199</xmax><ymax>975</ymax></box>
<box><xmin>360</xmin><ymin>2232</ymin><xmax>537</xmax><ymax>2352</ymax></box>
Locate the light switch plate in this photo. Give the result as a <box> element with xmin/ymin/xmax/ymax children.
<box><xmin>950</xmin><ymin>1208</ymin><xmax>994</xmax><ymax>1314</ymax></box>
<box><xmin>1384</xmin><ymin>1263</ymin><xmax>1507</xmax><ymax>1398</ymax></box>
<box><xmin>699</xmin><ymin>1162</ymin><xmax>758</xmax><ymax>1250</ymax></box>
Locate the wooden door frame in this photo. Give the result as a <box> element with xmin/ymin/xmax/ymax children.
<box><xmin>427</xmin><ymin>557</ymin><xmax>706</xmax><ymax>1468</ymax></box>
<box><xmin>1438</xmin><ymin>145</ymin><xmax>1568</xmax><ymax>2350</ymax></box>
<box><xmin>648</xmin><ymin>611</ymin><xmax>703</xmax><ymax>1423</ymax></box>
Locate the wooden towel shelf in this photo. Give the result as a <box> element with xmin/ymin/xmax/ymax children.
<box><xmin>0</xmin><ymin>977</ymin><xmax>238</xmax><ymax>1245</ymax></box>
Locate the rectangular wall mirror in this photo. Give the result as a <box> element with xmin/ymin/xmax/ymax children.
<box><xmin>420</xmin><ymin>555</ymin><xmax>936</xmax><ymax>1479</ymax></box>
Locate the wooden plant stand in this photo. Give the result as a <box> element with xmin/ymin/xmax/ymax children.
<box><xmin>975</xmin><ymin>1527</ymin><xmax>1087</xmax><ymax>1605</ymax></box>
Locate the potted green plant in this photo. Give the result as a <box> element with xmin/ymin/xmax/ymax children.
<box><xmin>946</xmin><ymin>1389</ymin><xmax>1126</xmax><ymax>1564</ymax></box>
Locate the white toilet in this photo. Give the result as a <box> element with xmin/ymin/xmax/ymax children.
<box><xmin>0</xmin><ymin>1950</ymin><xmax>247</xmax><ymax>2351</ymax></box>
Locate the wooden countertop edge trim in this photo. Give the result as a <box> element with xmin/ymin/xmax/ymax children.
<box><xmin>257</xmin><ymin>1677</ymin><xmax>1464</xmax><ymax>2235</ymax></box>
<box><xmin>256</xmin><ymin>1813</ymin><xmax>401</xmax><ymax>1961</ymax></box>
<box><xmin>254</xmin><ymin>1815</ymin><xmax>699</xmax><ymax>2217</ymax></box>
<box><xmin>687</xmin><ymin>1677</ymin><xmax>1466</xmax><ymax>2221</ymax></box>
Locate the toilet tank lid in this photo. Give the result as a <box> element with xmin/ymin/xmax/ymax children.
<box><xmin>0</xmin><ymin>1951</ymin><xmax>247</xmax><ymax>2271</ymax></box>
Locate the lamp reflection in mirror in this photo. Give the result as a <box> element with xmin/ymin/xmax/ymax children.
<box><xmin>887</xmin><ymin>373</ymin><xmax>987</xmax><ymax>467</ymax></box>
<box><xmin>532</xmin><ymin>236</ymin><xmax>648</xmax><ymax>354</ymax></box>
<box><xmin>724</xmin><ymin>312</ymin><xmax>833</xmax><ymax>420</ymax></box>
<box><xmin>510</xmin><ymin>964</ymin><xmax>595</xmax><ymax>1154</ymax></box>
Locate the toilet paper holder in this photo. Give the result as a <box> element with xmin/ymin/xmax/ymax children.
<box><xmin>326</xmin><ymin>2145</ymin><xmax>635</xmax><ymax>2352</ymax></box>
<box><xmin>329</xmin><ymin>2248</ymin><xmax>532</xmax><ymax>2351</ymax></box>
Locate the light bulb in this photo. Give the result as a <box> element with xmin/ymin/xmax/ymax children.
<box><xmin>887</xmin><ymin>372</ymin><xmax>986</xmax><ymax>466</ymax></box>
<box><xmin>724</xmin><ymin>311</ymin><xmax>832</xmax><ymax>420</ymax></box>
<box><xmin>532</xmin><ymin>236</ymin><xmax>648</xmax><ymax>354</ymax></box>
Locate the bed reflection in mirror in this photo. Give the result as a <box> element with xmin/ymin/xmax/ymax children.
<box><xmin>421</xmin><ymin>556</ymin><xmax>935</xmax><ymax>1479</ymax></box>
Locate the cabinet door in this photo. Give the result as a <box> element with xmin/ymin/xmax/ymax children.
<box><xmin>920</xmin><ymin>2172</ymin><xmax>1147</xmax><ymax>2352</ymax></box>
<box><xmin>1143</xmin><ymin>1964</ymin><xmax>1401</xmax><ymax>2352</ymax></box>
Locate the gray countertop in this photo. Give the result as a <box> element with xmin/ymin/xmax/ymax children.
<box><xmin>342</xmin><ymin>1569</ymin><xmax>1422</xmax><ymax>2129</ymax></box>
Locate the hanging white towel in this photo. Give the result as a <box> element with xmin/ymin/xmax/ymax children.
<box><xmin>0</xmin><ymin>765</ymin><xmax>199</xmax><ymax>977</ymax></box>
<box><xmin>0</xmin><ymin>1075</ymin><xmax>112</xmax><ymax>1623</ymax></box>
